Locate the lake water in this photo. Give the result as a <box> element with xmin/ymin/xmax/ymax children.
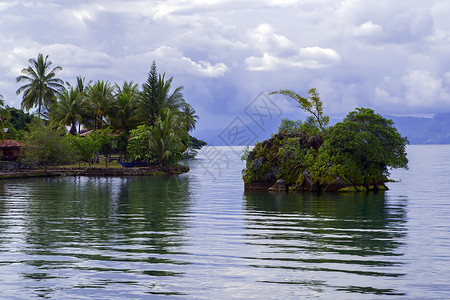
<box><xmin>0</xmin><ymin>145</ymin><xmax>449</xmax><ymax>299</ymax></box>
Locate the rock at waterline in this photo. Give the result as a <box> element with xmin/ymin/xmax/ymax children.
<box><xmin>268</xmin><ymin>179</ymin><xmax>287</xmax><ymax>192</ymax></box>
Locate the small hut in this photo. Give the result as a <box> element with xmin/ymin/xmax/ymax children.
<box><xmin>0</xmin><ymin>139</ymin><xmax>26</xmax><ymax>161</ymax></box>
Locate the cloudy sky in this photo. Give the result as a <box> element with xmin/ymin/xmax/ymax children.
<box><xmin>1</xmin><ymin>0</ymin><xmax>449</xmax><ymax>140</ymax></box>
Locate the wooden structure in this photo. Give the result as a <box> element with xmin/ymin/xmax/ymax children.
<box><xmin>0</xmin><ymin>139</ymin><xmax>26</xmax><ymax>161</ymax></box>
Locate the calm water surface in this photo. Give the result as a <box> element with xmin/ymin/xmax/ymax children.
<box><xmin>0</xmin><ymin>145</ymin><xmax>449</xmax><ymax>299</ymax></box>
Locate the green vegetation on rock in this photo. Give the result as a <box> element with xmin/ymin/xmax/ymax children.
<box><xmin>243</xmin><ymin>89</ymin><xmax>408</xmax><ymax>192</ymax></box>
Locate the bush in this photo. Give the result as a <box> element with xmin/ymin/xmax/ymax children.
<box><xmin>23</xmin><ymin>120</ymin><xmax>76</xmax><ymax>166</ymax></box>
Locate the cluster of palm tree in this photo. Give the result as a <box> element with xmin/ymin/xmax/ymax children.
<box><xmin>15</xmin><ymin>54</ymin><xmax>198</xmax><ymax>138</ymax></box>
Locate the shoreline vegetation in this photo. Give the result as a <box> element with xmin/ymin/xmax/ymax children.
<box><xmin>0</xmin><ymin>164</ymin><xmax>190</xmax><ymax>180</ymax></box>
<box><xmin>242</xmin><ymin>88</ymin><xmax>409</xmax><ymax>193</ymax></box>
<box><xmin>0</xmin><ymin>54</ymin><xmax>205</xmax><ymax>176</ymax></box>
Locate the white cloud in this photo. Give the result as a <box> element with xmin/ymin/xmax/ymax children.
<box><xmin>248</xmin><ymin>24</ymin><xmax>297</xmax><ymax>56</ymax></box>
<box><xmin>1</xmin><ymin>0</ymin><xmax>450</xmax><ymax>125</ymax></box>
<box><xmin>182</xmin><ymin>57</ymin><xmax>229</xmax><ymax>77</ymax></box>
<box><xmin>246</xmin><ymin>47</ymin><xmax>341</xmax><ymax>71</ymax></box>
<box><xmin>246</xmin><ymin>24</ymin><xmax>340</xmax><ymax>71</ymax></box>
<box><xmin>354</xmin><ymin>21</ymin><xmax>383</xmax><ymax>37</ymax></box>
<box><xmin>403</xmin><ymin>70</ymin><xmax>449</xmax><ymax>107</ymax></box>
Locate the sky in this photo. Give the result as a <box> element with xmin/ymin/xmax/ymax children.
<box><xmin>1</xmin><ymin>0</ymin><xmax>450</xmax><ymax>142</ymax></box>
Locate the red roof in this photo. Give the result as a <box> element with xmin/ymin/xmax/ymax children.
<box><xmin>0</xmin><ymin>139</ymin><xmax>26</xmax><ymax>148</ymax></box>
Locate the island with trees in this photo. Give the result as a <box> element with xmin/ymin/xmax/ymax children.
<box><xmin>242</xmin><ymin>88</ymin><xmax>409</xmax><ymax>192</ymax></box>
<box><xmin>0</xmin><ymin>53</ymin><xmax>205</xmax><ymax>178</ymax></box>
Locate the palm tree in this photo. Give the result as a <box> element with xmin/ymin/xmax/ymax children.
<box><xmin>51</xmin><ymin>87</ymin><xmax>90</xmax><ymax>135</ymax></box>
<box><xmin>158</xmin><ymin>73</ymin><xmax>185</xmax><ymax>112</ymax></box>
<box><xmin>110</xmin><ymin>81</ymin><xmax>140</xmax><ymax>135</ymax></box>
<box><xmin>16</xmin><ymin>53</ymin><xmax>64</xmax><ymax>118</ymax></box>
<box><xmin>148</xmin><ymin>109</ymin><xmax>185</xmax><ymax>166</ymax></box>
<box><xmin>87</xmin><ymin>80</ymin><xmax>115</xmax><ymax>130</ymax></box>
<box><xmin>179</xmin><ymin>102</ymin><xmax>199</xmax><ymax>132</ymax></box>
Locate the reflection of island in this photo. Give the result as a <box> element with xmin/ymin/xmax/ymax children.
<box><xmin>0</xmin><ymin>176</ymin><xmax>195</xmax><ymax>297</ymax></box>
<box><xmin>243</xmin><ymin>191</ymin><xmax>407</xmax><ymax>297</ymax></box>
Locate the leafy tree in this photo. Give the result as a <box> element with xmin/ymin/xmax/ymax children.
<box><xmin>16</xmin><ymin>53</ymin><xmax>64</xmax><ymax>118</ymax></box>
<box><xmin>5</xmin><ymin>106</ymin><xmax>35</xmax><ymax>132</ymax></box>
<box><xmin>127</xmin><ymin>124</ymin><xmax>154</xmax><ymax>162</ymax></box>
<box><xmin>323</xmin><ymin>108</ymin><xmax>408</xmax><ymax>186</ymax></box>
<box><xmin>269</xmin><ymin>88</ymin><xmax>329</xmax><ymax>131</ymax></box>
<box><xmin>67</xmin><ymin>128</ymin><xmax>115</xmax><ymax>167</ymax></box>
<box><xmin>89</xmin><ymin>128</ymin><xmax>115</xmax><ymax>167</ymax></box>
<box><xmin>23</xmin><ymin>120</ymin><xmax>76</xmax><ymax>166</ymax></box>
<box><xmin>67</xmin><ymin>134</ymin><xmax>97</xmax><ymax>167</ymax></box>
<box><xmin>278</xmin><ymin>118</ymin><xmax>302</xmax><ymax>134</ymax></box>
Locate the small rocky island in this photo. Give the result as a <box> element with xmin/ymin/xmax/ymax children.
<box><xmin>242</xmin><ymin>89</ymin><xmax>409</xmax><ymax>192</ymax></box>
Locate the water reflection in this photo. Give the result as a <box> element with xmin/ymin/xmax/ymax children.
<box><xmin>244</xmin><ymin>191</ymin><xmax>407</xmax><ymax>296</ymax></box>
<box><xmin>0</xmin><ymin>175</ymin><xmax>195</xmax><ymax>297</ymax></box>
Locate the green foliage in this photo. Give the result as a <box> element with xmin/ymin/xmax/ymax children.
<box><xmin>67</xmin><ymin>128</ymin><xmax>115</xmax><ymax>167</ymax></box>
<box><xmin>89</xmin><ymin>128</ymin><xmax>115</xmax><ymax>166</ymax></box>
<box><xmin>241</xmin><ymin>146</ymin><xmax>251</xmax><ymax>161</ymax></box>
<box><xmin>323</xmin><ymin>107</ymin><xmax>408</xmax><ymax>186</ymax></box>
<box><xmin>23</xmin><ymin>120</ymin><xmax>76</xmax><ymax>165</ymax></box>
<box><xmin>148</xmin><ymin>110</ymin><xmax>185</xmax><ymax>166</ymax></box>
<box><xmin>51</xmin><ymin>87</ymin><xmax>90</xmax><ymax>135</ymax></box>
<box><xmin>140</xmin><ymin>61</ymin><xmax>161</xmax><ymax>126</ymax></box>
<box><xmin>244</xmin><ymin>90</ymin><xmax>409</xmax><ymax>192</ymax></box>
<box><xmin>67</xmin><ymin>134</ymin><xmax>96</xmax><ymax>167</ymax></box>
<box><xmin>269</xmin><ymin>88</ymin><xmax>329</xmax><ymax>131</ymax></box>
<box><xmin>110</xmin><ymin>81</ymin><xmax>140</xmax><ymax>135</ymax></box>
<box><xmin>88</xmin><ymin>80</ymin><xmax>115</xmax><ymax>130</ymax></box>
<box><xmin>5</xmin><ymin>106</ymin><xmax>36</xmax><ymax>132</ymax></box>
<box><xmin>11</xmin><ymin>56</ymin><xmax>201</xmax><ymax>167</ymax></box>
<box><xmin>278</xmin><ymin>118</ymin><xmax>302</xmax><ymax>133</ymax></box>
<box><xmin>127</xmin><ymin>124</ymin><xmax>154</xmax><ymax>162</ymax></box>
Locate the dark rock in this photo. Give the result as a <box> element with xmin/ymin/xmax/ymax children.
<box><xmin>0</xmin><ymin>161</ymin><xmax>33</xmax><ymax>171</ymax></box>
<box><xmin>323</xmin><ymin>176</ymin><xmax>346</xmax><ymax>192</ymax></box>
<box><xmin>244</xmin><ymin>180</ymin><xmax>276</xmax><ymax>191</ymax></box>
<box><xmin>268</xmin><ymin>179</ymin><xmax>287</xmax><ymax>192</ymax></box>
<box><xmin>307</xmin><ymin>135</ymin><xmax>323</xmax><ymax>150</ymax></box>
<box><xmin>298</xmin><ymin>170</ymin><xmax>313</xmax><ymax>190</ymax></box>
<box><xmin>297</xmin><ymin>170</ymin><xmax>320</xmax><ymax>192</ymax></box>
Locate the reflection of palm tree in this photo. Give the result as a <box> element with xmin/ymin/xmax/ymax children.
<box><xmin>16</xmin><ymin>53</ymin><xmax>64</xmax><ymax>118</ymax></box>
